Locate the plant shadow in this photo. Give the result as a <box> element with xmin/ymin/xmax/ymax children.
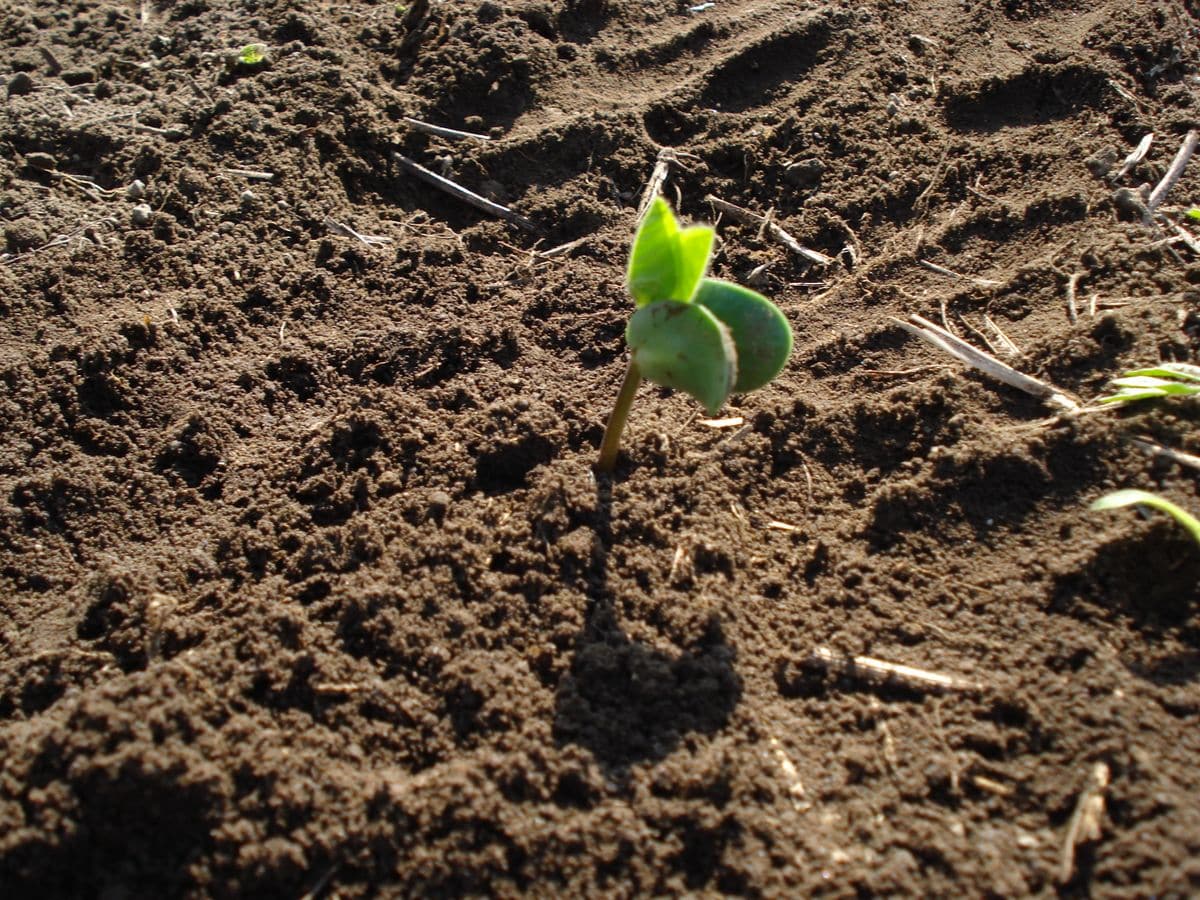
<box><xmin>551</xmin><ymin>475</ymin><xmax>741</xmax><ymax>772</ymax></box>
<box><xmin>1050</xmin><ymin>526</ymin><xmax>1200</xmax><ymax>683</ymax></box>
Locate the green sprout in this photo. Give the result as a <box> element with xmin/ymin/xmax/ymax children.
<box><xmin>1186</xmin><ymin>208</ymin><xmax>1200</xmax><ymax>222</ymax></box>
<box><xmin>595</xmin><ymin>197</ymin><xmax>793</xmax><ymax>472</ymax></box>
<box><xmin>237</xmin><ymin>43</ymin><xmax>268</xmax><ymax>67</ymax></box>
<box><xmin>1091</xmin><ymin>489</ymin><xmax>1200</xmax><ymax>545</ymax></box>
<box><xmin>1097</xmin><ymin>362</ymin><xmax>1200</xmax><ymax>405</ymax></box>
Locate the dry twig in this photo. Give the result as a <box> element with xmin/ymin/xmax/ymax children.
<box><xmin>919</xmin><ymin>258</ymin><xmax>1002</xmax><ymax>287</ymax></box>
<box><xmin>805</xmin><ymin>646</ymin><xmax>984</xmax><ymax>694</ymax></box>
<box><xmin>402</xmin><ymin>116</ymin><xmax>491</xmax><ymax>142</ymax></box>
<box><xmin>324</xmin><ymin>216</ymin><xmax>392</xmax><ymax>247</ymax></box>
<box><xmin>704</xmin><ymin>195</ymin><xmax>833</xmax><ymax>265</ymax></box>
<box><xmin>637</xmin><ymin>148</ymin><xmax>699</xmax><ymax>220</ymax></box>
<box><xmin>1129</xmin><ymin>436</ymin><xmax>1200</xmax><ymax>473</ymax></box>
<box><xmin>1147</xmin><ymin>130</ymin><xmax>1199</xmax><ymax>213</ymax></box>
<box><xmin>983</xmin><ymin>314</ymin><xmax>1020</xmax><ymax>357</ymax></box>
<box><xmin>1113</xmin><ymin>133</ymin><xmax>1153</xmax><ymax>182</ymax></box>
<box><xmin>1058</xmin><ymin>762</ymin><xmax>1110</xmax><ymax>883</ymax></box>
<box><xmin>894</xmin><ymin>314</ymin><xmax>1078</xmax><ymax>411</ymax></box>
<box><xmin>393</xmin><ymin>152</ymin><xmax>539</xmax><ymax>232</ymax></box>
<box><xmin>1065</xmin><ymin>272</ymin><xmax>1083</xmax><ymax>323</ymax></box>
<box><xmin>222</xmin><ymin>167</ymin><xmax>275</xmax><ymax>181</ymax></box>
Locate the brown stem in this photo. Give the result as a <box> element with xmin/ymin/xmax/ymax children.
<box><xmin>595</xmin><ymin>358</ymin><xmax>641</xmax><ymax>473</ymax></box>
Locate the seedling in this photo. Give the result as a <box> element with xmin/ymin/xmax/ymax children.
<box><xmin>1091</xmin><ymin>489</ymin><xmax>1200</xmax><ymax>545</ymax></box>
<box><xmin>236</xmin><ymin>43</ymin><xmax>269</xmax><ymax>67</ymax></box>
<box><xmin>1097</xmin><ymin>362</ymin><xmax>1200</xmax><ymax>405</ymax></box>
<box><xmin>596</xmin><ymin>198</ymin><xmax>793</xmax><ymax>472</ymax></box>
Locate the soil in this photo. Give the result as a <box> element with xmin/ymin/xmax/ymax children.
<box><xmin>2</xmin><ymin>0</ymin><xmax>1200</xmax><ymax>896</ymax></box>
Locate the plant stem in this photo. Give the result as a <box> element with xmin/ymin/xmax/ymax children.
<box><xmin>596</xmin><ymin>358</ymin><xmax>641</xmax><ymax>473</ymax></box>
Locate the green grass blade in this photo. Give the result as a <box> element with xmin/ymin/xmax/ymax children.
<box><xmin>1123</xmin><ymin>365</ymin><xmax>1200</xmax><ymax>383</ymax></box>
<box><xmin>1097</xmin><ymin>389</ymin><xmax>1169</xmax><ymax>404</ymax></box>
<box><xmin>1091</xmin><ymin>489</ymin><xmax>1200</xmax><ymax>545</ymax></box>
<box><xmin>1108</xmin><ymin>376</ymin><xmax>1177</xmax><ymax>390</ymax></box>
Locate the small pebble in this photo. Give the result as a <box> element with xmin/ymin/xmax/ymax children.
<box><xmin>131</xmin><ymin>204</ymin><xmax>153</xmax><ymax>227</ymax></box>
<box><xmin>126</xmin><ymin>179</ymin><xmax>146</xmax><ymax>200</ymax></box>
<box><xmin>7</xmin><ymin>72</ymin><xmax>33</xmax><ymax>97</ymax></box>
<box><xmin>784</xmin><ymin>158</ymin><xmax>825</xmax><ymax>189</ymax></box>
<box><xmin>427</xmin><ymin>490</ymin><xmax>452</xmax><ymax>522</ymax></box>
<box><xmin>240</xmin><ymin>189</ymin><xmax>255</xmax><ymax>204</ymax></box>
<box><xmin>1085</xmin><ymin>147</ymin><xmax>1119</xmax><ymax>179</ymax></box>
<box><xmin>1112</xmin><ymin>186</ymin><xmax>1149</xmax><ymax>221</ymax></box>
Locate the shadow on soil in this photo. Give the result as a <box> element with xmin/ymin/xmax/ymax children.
<box><xmin>552</xmin><ymin>476</ymin><xmax>741</xmax><ymax>771</ymax></box>
<box><xmin>1050</xmin><ymin>528</ymin><xmax>1200</xmax><ymax>677</ymax></box>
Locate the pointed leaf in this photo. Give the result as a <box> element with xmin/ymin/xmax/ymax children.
<box><xmin>693</xmin><ymin>278</ymin><xmax>793</xmax><ymax>393</ymax></box>
<box><xmin>627</xmin><ymin>197</ymin><xmax>681</xmax><ymax>307</ymax></box>
<box><xmin>1097</xmin><ymin>389</ymin><xmax>1169</xmax><ymax>404</ymax></box>
<box><xmin>1109</xmin><ymin>376</ymin><xmax>1176</xmax><ymax>390</ymax></box>
<box><xmin>672</xmin><ymin>225</ymin><xmax>716</xmax><ymax>301</ymax></box>
<box><xmin>1091</xmin><ymin>489</ymin><xmax>1200</xmax><ymax>544</ymax></box>
<box><xmin>627</xmin><ymin>300</ymin><xmax>736</xmax><ymax>415</ymax></box>
<box><xmin>1124</xmin><ymin>364</ymin><xmax>1200</xmax><ymax>383</ymax></box>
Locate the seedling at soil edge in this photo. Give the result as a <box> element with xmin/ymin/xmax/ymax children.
<box><xmin>237</xmin><ymin>44</ymin><xmax>268</xmax><ymax>67</ymax></box>
<box><xmin>1098</xmin><ymin>362</ymin><xmax>1200</xmax><ymax>405</ymax></box>
<box><xmin>596</xmin><ymin>198</ymin><xmax>792</xmax><ymax>472</ymax></box>
<box><xmin>1091</xmin><ymin>489</ymin><xmax>1200</xmax><ymax>546</ymax></box>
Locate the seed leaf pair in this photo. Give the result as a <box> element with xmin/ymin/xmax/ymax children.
<box><xmin>624</xmin><ymin>197</ymin><xmax>792</xmax><ymax>416</ymax></box>
<box><xmin>597</xmin><ymin>198</ymin><xmax>794</xmax><ymax>472</ymax></box>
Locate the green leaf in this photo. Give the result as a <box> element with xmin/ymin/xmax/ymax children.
<box><xmin>693</xmin><ymin>278</ymin><xmax>792</xmax><ymax>393</ymax></box>
<box><xmin>627</xmin><ymin>300</ymin><xmax>736</xmax><ymax>415</ymax></box>
<box><xmin>1098</xmin><ymin>389</ymin><xmax>1170</xmax><ymax>404</ymax></box>
<box><xmin>627</xmin><ymin>198</ymin><xmax>681</xmax><ymax>307</ymax></box>
<box><xmin>1091</xmin><ymin>489</ymin><xmax>1200</xmax><ymax>545</ymax></box>
<box><xmin>1187</xmin><ymin>208</ymin><xmax>1200</xmax><ymax>221</ymax></box>
<box><xmin>673</xmin><ymin>225</ymin><xmax>715</xmax><ymax>302</ymax></box>
<box><xmin>1106</xmin><ymin>377</ymin><xmax>1199</xmax><ymax>397</ymax></box>
<box><xmin>238</xmin><ymin>43</ymin><xmax>268</xmax><ymax>66</ymax></box>
<box><xmin>1124</xmin><ymin>363</ymin><xmax>1200</xmax><ymax>383</ymax></box>
<box><xmin>1108</xmin><ymin>376</ymin><xmax>1175</xmax><ymax>390</ymax></box>
<box><xmin>626</xmin><ymin>198</ymin><xmax>715</xmax><ymax>306</ymax></box>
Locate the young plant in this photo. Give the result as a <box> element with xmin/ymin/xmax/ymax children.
<box><xmin>596</xmin><ymin>197</ymin><xmax>793</xmax><ymax>472</ymax></box>
<box><xmin>236</xmin><ymin>43</ymin><xmax>269</xmax><ymax>67</ymax></box>
<box><xmin>1098</xmin><ymin>362</ymin><xmax>1200</xmax><ymax>405</ymax></box>
<box><xmin>1091</xmin><ymin>489</ymin><xmax>1200</xmax><ymax>546</ymax></box>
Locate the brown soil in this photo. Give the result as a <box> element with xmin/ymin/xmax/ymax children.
<box><xmin>2</xmin><ymin>0</ymin><xmax>1200</xmax><ymax>896</ymax></box>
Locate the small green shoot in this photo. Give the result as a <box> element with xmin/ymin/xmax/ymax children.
<box><xmin>1186</xmin><ymin>207</ymin><xmax>1200</xmax><ymax>222</ymax></box>
<box><xmin>1091</xmin><ymin>489</ymin><xmax>1200</xmax><ymax>545</ymax></box>
<box><xmin>237</xmin><ymin>43</ymin><xmax>269</xmax><ymax>67</ymax></box>
<box><xmin>1097</xmin><ymin>362</ymin><xmax>1200</xmax><ymax>405</ymax></box>
<box><xmin>596</xmin><ymin>197</ymin><xmax>793</xmax><ymax>472</ymax></box>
